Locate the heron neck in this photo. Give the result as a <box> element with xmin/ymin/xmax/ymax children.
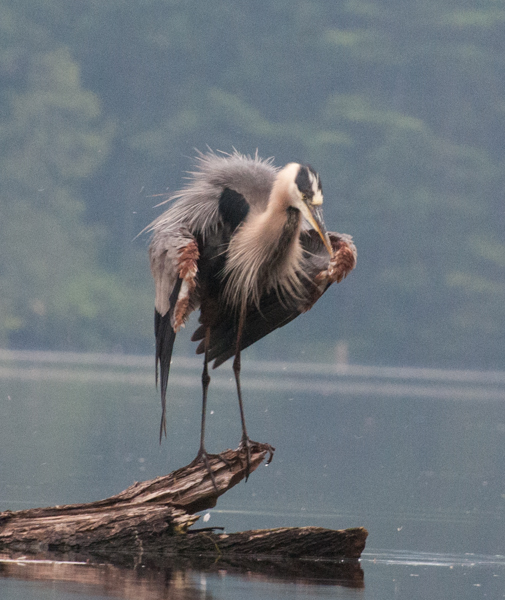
<box><xmin>250</xmin><ymin>204</ymin><xmax>303</xmax><ymax>296</ymax></box>
<box><xmin>265</xmin><ymin>205</ymin><xmax>301</xmax><ymax>263</ymax></box>
<box><xmin>222</xmin><ymin>204</ymin><xmax>304</xmax><ymax>309</ymax></box>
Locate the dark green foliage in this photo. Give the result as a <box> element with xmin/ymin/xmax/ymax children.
<box><xmin>1</xmin><ymin>0</ymin><xmax>504</xmax><ymax>367</ymax></box>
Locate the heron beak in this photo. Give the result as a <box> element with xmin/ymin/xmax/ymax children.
<box><xmin>300</xmin><ymin>203</ymin><xmax>333</xmax><ymax>256</ymax></box>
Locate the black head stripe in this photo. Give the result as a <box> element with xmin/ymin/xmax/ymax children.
<box><xmin>295</xmin><ymin>166</ymin><xmax>311</xmax><ymax>196</ymax></box>
<box><xmin>295</xmin><ymin>165</ymin><xmax>322</xmax><ymax>198</ymax></box>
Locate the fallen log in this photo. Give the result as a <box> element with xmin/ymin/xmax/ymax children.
<box><xmin>0</xmin><ymin>441</ymin><xmax>367</xmax><ymax>564</ymax></box>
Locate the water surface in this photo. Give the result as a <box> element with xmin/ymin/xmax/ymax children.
<box><xmin>1</xmin><ymin>350</ymin><xmax>504</xmax><ymax>599</ymax></box>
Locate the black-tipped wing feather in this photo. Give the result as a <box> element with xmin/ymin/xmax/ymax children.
<box><xmin>155</xmin><ymin>277</ymin><xmax>182</xmax><ymax>440</ymax></box>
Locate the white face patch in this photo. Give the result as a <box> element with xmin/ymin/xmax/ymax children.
<box><xmin>311</xmin><ymin>188</ymin><xmax>323</xmax><ymax>206</ymax></box>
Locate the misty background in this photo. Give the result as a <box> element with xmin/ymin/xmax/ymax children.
<box><xmin>1</xmin><ymin>0</ymin><xmax>504</xmax><ymax>370</ymax></box>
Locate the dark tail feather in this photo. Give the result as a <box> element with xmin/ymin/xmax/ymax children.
<box><xmin>155</xmin><ymin>278</ymin><xmax>182</xmax><ymax>442</ymax></box>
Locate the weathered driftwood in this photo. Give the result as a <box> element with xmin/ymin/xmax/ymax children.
<box><xmin>0</xmin><ymin>442</ymin><xmax>367</xmax><ymax>565</ymax></box>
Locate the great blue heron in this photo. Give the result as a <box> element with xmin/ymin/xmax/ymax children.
<box><xmin>148</xmin><ymin>150</ymin><xmax>356</xmax><ymax>476</ymax></box>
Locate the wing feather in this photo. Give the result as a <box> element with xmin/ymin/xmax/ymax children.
<box><xmin>155</xmin><ymin>278</ymin><xmax>183</xmax><ymax>440</ymax></box>
<box><xmin>200</xmin><ymin>230</ymin><xmax>346</xmax><ymax>368</ymax></box>
<box><xmin>150</xmin><ymin>226</ymin><xmax>200</xmax><ymax>439</ymax></box>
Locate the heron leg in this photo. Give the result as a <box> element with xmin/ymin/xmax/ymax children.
<box><xmin>192</xmin><ymin>327</ymin><xmax>229</xmax><ymax>490</ymax></box>
<box><xmin>232</xmin><ymin>304</ymin><xmax>253</xmax><ymax>479</ymax></box>
<box><xmin>198</xmin><ymin>328</ymin><xmax>211</xmax><ymax>454</ymax></box>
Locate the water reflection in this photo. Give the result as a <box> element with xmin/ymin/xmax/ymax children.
<box><xmin>1</xmin><ymin>558</ymin><xmax>205</xmax><ymax>600</ymax></box>
<box><xmin>0</xmin><ymin>552</ymin><xmax>364</xmax><ymax>599</ymax></box>
<box><xmin>4</xmin><ymin>550</ymin><xmax>505</xmax><ymax>600</ymax></box>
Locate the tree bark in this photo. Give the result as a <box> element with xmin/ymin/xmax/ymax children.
<box><xmin>0</xmin><ymin>442</ymin><xmax>367</xmax><ymax>563</ymax></box>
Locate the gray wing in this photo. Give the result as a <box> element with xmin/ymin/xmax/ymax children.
<box><xmin>149</xmin><ymin>226</ymin><xmax>200</xmax><ymax>439</ymax></box>
<box><xmin>148</xmin><ymin>150</ymin><xmax>281</xmax><ymax>435</ymax></box>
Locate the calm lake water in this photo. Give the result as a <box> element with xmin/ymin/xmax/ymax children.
<box><xmin>1</xmin><ymin>350</ymin><xmax>505</xmax><ymax>599</ymax></box>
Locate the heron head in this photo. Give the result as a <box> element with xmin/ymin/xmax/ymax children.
<box><xmin>278</xmin><ymin>163</ymin><xmax>332</xmax><ymax>256</ymax></box>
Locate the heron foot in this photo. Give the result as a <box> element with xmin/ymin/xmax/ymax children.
<box><xmin>190</xmin><ymin>447</ymin><xmax>231</xmax><ymax>491</ymax></box>
<box><xmin>238</xmin><ymin>437</ymin><xmax>275</xmax><ymax>480</ymax></box>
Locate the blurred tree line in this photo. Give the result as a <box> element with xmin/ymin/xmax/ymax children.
<box><xmin>1</xmin><ymin>0</ymin><xmax>504</xmax><ymax>369</ymax></box>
